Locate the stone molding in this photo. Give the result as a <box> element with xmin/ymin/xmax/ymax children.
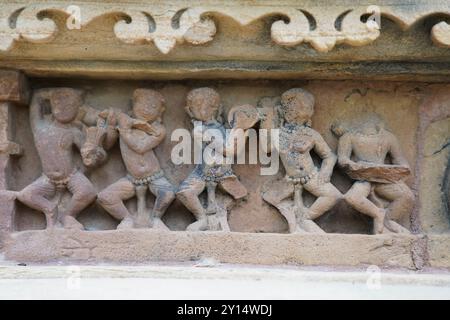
<box><xmin>2</xmin><ymin>230</ymin><xmax>422</xmax><ymax>268</ymax></box>
<box><xmin>0</xmin><ymin>1</ymin><xmax>449</xmax><ymax>55</ymax></box>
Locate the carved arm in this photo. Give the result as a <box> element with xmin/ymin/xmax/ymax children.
<box><xmin>314</xmin><ymin>131</ymin><xmax>337</xmax><ymax>182</ymax></box>
<box><xmin>388</xmin><ymin>132</ymin><xmax>410</xmax><ymax>168</ymax></box>
<box><xmin>118</xmin><ymin>113</ymin><xmax>165</xmax><ymax>154</ymax></box>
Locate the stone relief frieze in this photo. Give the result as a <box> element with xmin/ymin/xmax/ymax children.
<box><xmin>1</xmin><ymin>68</ymin><xmax>449</xmax><ymax>268</ymax></box>
<box><xmin>0</xmin><ymin>84</ymin><xmax>418</xmax><ymax>235</ymax></box>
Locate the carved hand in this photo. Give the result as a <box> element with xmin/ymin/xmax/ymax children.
<box><xmin>132</xmin><ymin>120</ymin><xmax>161</xmax><ymax>136</ymax></box>
<box><xmin>340</xmin><ymin>159</ymin><xmax>359</xmax><ymax>170</ymax></box>
<box><xmin>117</xmin><ymin>112</ymin><xmax>133</xmax><ymax>130</ymax></box>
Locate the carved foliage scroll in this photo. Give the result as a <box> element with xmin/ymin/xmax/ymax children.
<box><xmin>0</xmin><ymin>2</ymin><xmax>449</xmax><ymax>54</ymax></box>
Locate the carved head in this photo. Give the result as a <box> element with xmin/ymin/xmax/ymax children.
<box><xmin>132</xmin><ymin>89</ymin><xmax>165</xmax><ymax>122</ymax></box>
<box><xmin>185</xmin><ymin>87</ymin><xmax>221</xmax><ymax>122</ymax></box>
<box><xmin>50</xmin><ymin>88</ymin><xmax>84</xmax><ymax>123</ymax></box>
<box><xmin>280</xmin><ymin>88</ymin><xmax>315</xmax><ymax>125</ymax></box>
<box><xmin>354</xmin><ymin>113</ymin><xmax>386</xmax><ymax>135</ymax></box>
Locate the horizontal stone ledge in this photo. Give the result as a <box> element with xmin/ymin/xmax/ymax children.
<box><xmin>1</xmin><ymin>264</ymin><xmax>449</xmax><ymax>286</ymax></box>
<box><xmin>2</xmin><ymin>60</ymin><xmax>450</xmax><ymax>82</ymax></box>
<box><xmin>1</xmin><ymin>229</ymin><xmax>423</xmax><ymax>269</ymax></box>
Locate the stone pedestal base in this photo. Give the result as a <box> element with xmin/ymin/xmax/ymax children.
<box><xmin>2</xmin><ymin>230</ymin><xmax>429</xmax><ymax>269</ymax></box>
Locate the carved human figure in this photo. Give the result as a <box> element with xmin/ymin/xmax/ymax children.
<box><xmin>261</xmin><ymin>88</ymin><xmax>342</xmax><ymax>233</ymax></box>
<box><xmin>97</xmin><ymin>89</ymin><xmax>176</xmax><ymax>230</ymax></box>
<box><xmin>17</xmin><ymin>88</ymin><xmax>105</xmax><ymax>229</ymax></box>
<box><xmin>176</xmin><ymin>88</ymin><xmax>255</xmax><ymax>232</ymax></box>
<box><xmin>332</xmin><ymin>114</ymin><xmax>414</xmax><ymax>234</ymax></box>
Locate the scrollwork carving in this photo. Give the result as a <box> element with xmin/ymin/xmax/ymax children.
<box><xmin>271</xmin><ymin>8</ymin><xmax>379</xmax><ymax>52</ymax></box>
<box><xmin>0</xmin><ymin>2</ymin><xmax>449</xmax><ymax>54</ymax></box>
<box><xmin>114</xmin><ymin>8</ymin><xmax>216</xmax><ymax>54</ymax></box>
<box><xmin>0</xmin><ymin>5</ymin><xmax>56</xmax><ymax>51</ymax></box>
<box><xmin>431</xmin><ymin>21</ymin><xmax>450</xmax><ymax>48</ymax></box>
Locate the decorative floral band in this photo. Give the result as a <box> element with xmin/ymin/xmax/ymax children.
<box><xmin>0</xmin><ymin>1</ymin><xmax>449</xmax><ymax>54</ymax></box>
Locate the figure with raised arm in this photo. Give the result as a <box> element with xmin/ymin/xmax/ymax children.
<box><xmin>176</xmin><ymin>88</ymin><xmax>258</xmax><ymax>231</ymax></box>
<box><xmin>17</xmin><ymin>88</ymin><xmax>107</xmax><ymax>229</ymax></box>
<box><xmin>97</xmin><ymin>89</ymin><xmax>176</xmax><ymax>230</ymax></box>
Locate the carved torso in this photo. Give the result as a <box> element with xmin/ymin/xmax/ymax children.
<box><xmin>34</xmin><ymin>123</ymin><xmax>77</xmax><ymax>181</ymax></box>
<box><xmin>119</xmin><ymin>129</ymin><xmax>162</xmax><ymax>180</ymax></box>
<box><xmin>350</xmin><ymin>130</ymin><xmax>391</xmax><ymax>164</ymax></box>
<box><xmin>278</xmin><ymin>125</ymin><xmax>317</xmax><ymax>178</ymax></box>
<box><xmin>198</xmin><ymin>120</ymin><xmax>233</xmax><ymax>174</ymax></box>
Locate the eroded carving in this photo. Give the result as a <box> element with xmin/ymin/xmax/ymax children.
<box><xmin>332</xmin><ymin>114</ymin><xmax>414</xmax><ymax>234</ymax></box>
<box><xmin>114</xmin><ymin>8</ymin><xmax>216</xmax><ymax>54</ymax></box>
<box><xmin>176</xmin><ymin>88</ymin><xmax>258</xmax><ymax>231</ymax></box>
<box><xmin>431</xmin><ymin>21</ymin><xmax>450</xmax><ymax>48</ymax></box>
<box><xmin>270</xmin><ymin>7</ymin><xmax>379</xmax><ymax>52</ymax></box>
<box><xmin>16</xmin><ymin>88</ymin><xmax>113</xmax><ymax>230</ymax></box>
<box><xmin>0</xmin><ymin>5</ymin><xmax>56</xmax><ymax>51</ymax></box>
<box><xmin>261</xmin><ymin>88</ymin><xmax>342</xmax><ymax>234</ymax></box>
<box><xmin>97</xmin><ymin>89</ymin><xmax>176</xmax><ymax>230</ymax></box>
<box><xmin>0</xmin><ymin>82</ymin><xmax>422</xmax><ymax>237</ymax></box>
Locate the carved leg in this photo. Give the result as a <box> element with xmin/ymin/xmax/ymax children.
<box><xmin>375</xmin><ymin>182</ymin><xmax>414</xmax><ymax>233</ymax></box>
<box><xmin>301</xmin><ymin>176</ymin><xmax>341</xmax><ymax>233</ymax></box>
<box><xmin>293</xmin><ymin>184</ymin><xmax>304</xmax><ymax>211</ymax></box>
<box><xmin>261</xmin><ymin>178</ymin><xmax>297</xmax><ymax>233</ymax></box>
<box><xmin>344</xmin><ymin>181</ymin><xmax>385</xmax><ymax>234</ymax></box>
<box><xmin>64</xmin><ymin>171</ymin><xmax>96</xmax><ymax>230</ymax></box>
<box><xmin>276</xmin><ymin>201</ymin><xmax>298</xmax><ymax>233</ymax></box>
<box><xmin>148</xmin><ymin>176</ymin><xmax>176</xmax><ymax>231</ymax></box>
<box><xmin>176</xmin><ymin>172</ymin><xmax>207</xmax><ymax>231</ymax></box>
<box><xmin>215</xmin><ymin>199</ymin><xmax>231</xmax><ymax>232</ymax></box>
<box><xmin>97</xmin><ymin>178</ymin><xmax>136</xmax><ymax>229</ymax></box>
<box><xmin>304</xmin><ymin>177</ymin><xmax>342</xmax><ymax>219</ymax></box>
<box><xmin>205</xmin><ymin>181</ymin><xmax>218</xmax><ymax>214</ymax></box>
<box><xmin>135</xmin><ymin>185</ymin><xmax>148</xmax><ymax>228</ymax></box>
<box><xmin>206</xmin><ymin>176</ymin><xmax>248</xmax><ymax>231</ymax></box>
<box><xmin>17</xmin><ymin>176</ymin><xmax>57</xmax><ymax>229</ymax></box>
<box><xmin>384</xmin><ymin>220</ymin><xmax>411</xmax><ymax>234</ymax></box>
<box><xmin>294</xmin><ymin>181</ymin><xmax>324</xmax><ymax>233</ymax></box>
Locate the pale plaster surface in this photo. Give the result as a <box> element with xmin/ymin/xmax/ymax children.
<box><xmin>0</xmin><ymin>265</ymin><xmax>449</xmax><ymax>300</ymax></box>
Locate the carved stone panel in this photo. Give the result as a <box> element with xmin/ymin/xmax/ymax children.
<box><xmin>0</xmin><ymin>1</ymin><xmax>449</xmax><ymax>270</ymax></box>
